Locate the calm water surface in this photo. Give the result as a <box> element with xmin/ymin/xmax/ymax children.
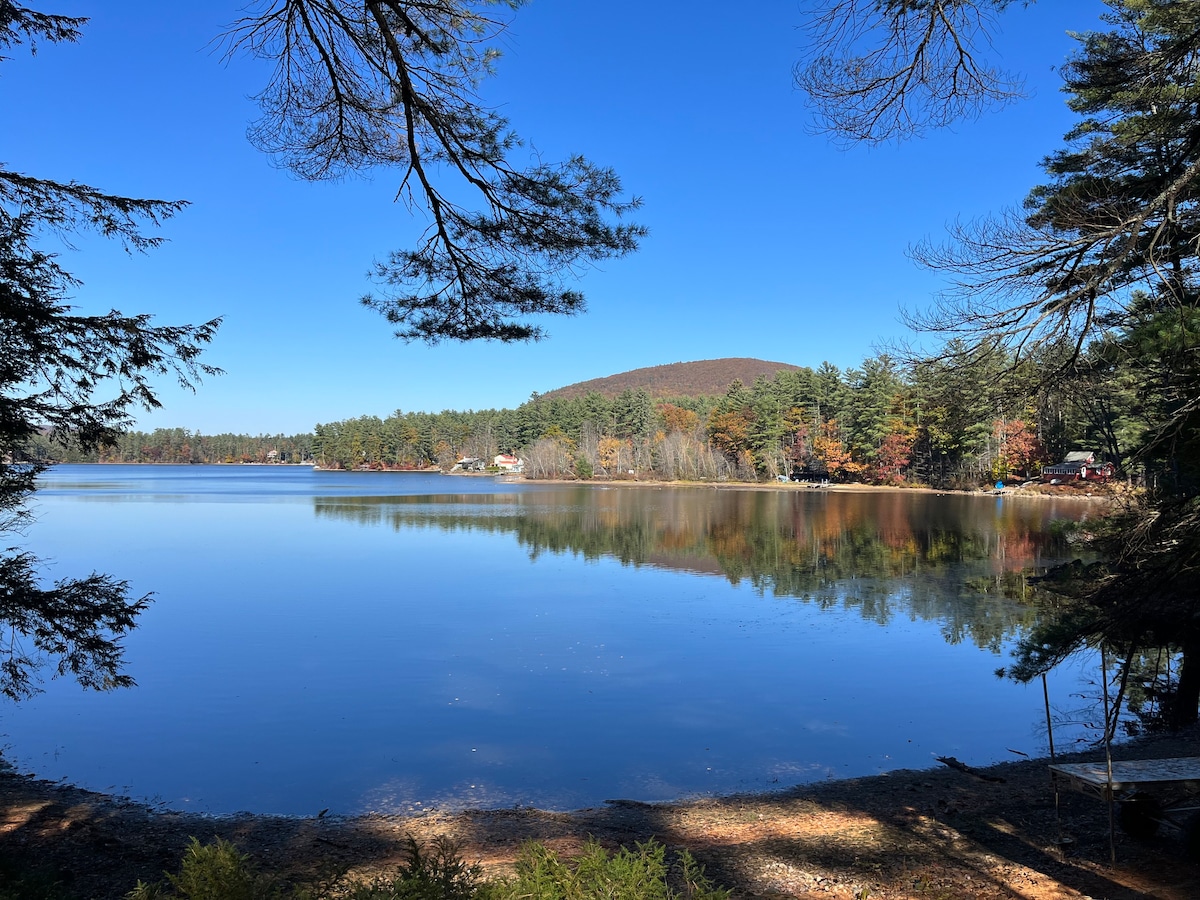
<box><xmin>3</xmin><ymin>465</ymin><xmax>1099</xmax><ymax>815</ymax></box>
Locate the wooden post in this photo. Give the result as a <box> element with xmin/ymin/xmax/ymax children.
<box><xmin>1043</xmin><ymin>672</ymin><xmax>1063</xmax><ymax>844</ymax></box>
<box><xmin>1101</xmin><ymin>645</ymin><xmax>1116</xmax><ymax>864</ymax></box>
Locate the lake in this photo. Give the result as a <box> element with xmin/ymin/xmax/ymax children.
<box><xmin>3</xmin><ymin>465</ymin><xmax>1100</xmax><ymax>816</ymax></box>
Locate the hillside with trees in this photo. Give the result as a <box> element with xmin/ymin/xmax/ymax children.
<box><xmin>541</xmin><ymin>358</ymin><xmax>802</xmax><ymax>401</ymax></box>
<box><xmin>300</xmin><ymin>345</ymin><xmax>1129</xmax><ymax>485</ymax></box>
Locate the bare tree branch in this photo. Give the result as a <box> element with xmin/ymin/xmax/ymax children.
<box><xmin>796</xmin><ymin>0</ymin><xmax>1025</xmax><ymax>144</ymax></box>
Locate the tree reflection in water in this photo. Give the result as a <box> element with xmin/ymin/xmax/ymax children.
<box><xmin>313</xmin><ymin>487</ymin><xmax>1094</xmax><ymax>653</ymax></box>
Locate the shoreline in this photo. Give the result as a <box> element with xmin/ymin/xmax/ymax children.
<box><xmin>514</xmin><ymin>474</ymin><xmax>1121</xmax><ymax>502</ymax></box>
<box><xmin>318</xmin><ymin>464</ymin><xmax>1122</xmax><ymax>501</ymax></box>
<box><xmin>4</xmin><ymin>726</ymin><xmax>1196</xmax><ymax>899</ymax></box>
<box><xmin>58</xmin><ymin>461</ymin><xmax>1123</xmax><ymax>502</ymax></box>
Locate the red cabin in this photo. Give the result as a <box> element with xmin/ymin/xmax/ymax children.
<box><xmin>1041</xmin><ymin>451</ymin><xmax>1115</xmax><ymax>482</ymax></box>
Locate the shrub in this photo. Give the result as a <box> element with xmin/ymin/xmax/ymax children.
<box><xmin>130</xmin><ymin>835</ymin><xmax>728</xmax><ymax>900</ymax></box>
<box><xmin>126</xmin><ymin>837</ymin><xmax>281</xmax><ymax>900</ymax></box>
<box><xmin>574</xmin><ymin>455</ymin><xmax>594</xmax><ymax>480</ymax></box>
<box><xmin>336</xmin><ymin>836</ymin><xmax>482</xmax><ymax>900</ymax></box>
<box><xmin>484</xmin><ymin>839</ymin><xmax>729</xmax><ymax>900</ymax></box>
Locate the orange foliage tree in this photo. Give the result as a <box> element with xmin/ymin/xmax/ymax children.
<box><xmin>869</xmin><ymin>417</ymin><xmax>917</xmax><ymax>485</ymax></box>
<box><xmin>708</xmin><ymin>409</ymin><xmax>753</xmax><ymax>461</ymax></box>
<box><xmin>657</xmin><ymin>403</ymin><xmax>699</xmax><ymax>435</ymax></box>
<box><xmin>812</xmin><ymin>419</ymin><xmax>865</xmax><ymax>481</ymax></box>
<box><xmin>872</xmin><ymin>429</ymin><xmax>915</xmax><ymax>485</ymax></box>
<box><xmin>597</xmin><ymin>436</ymin><xmax>628</xmax><ymax>473</ymax></box>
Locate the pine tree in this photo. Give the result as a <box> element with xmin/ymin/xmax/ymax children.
<box><xmin>1</xmin><ymin>4</ymin><xmax>219</xmax><ymax>698</ymax></box>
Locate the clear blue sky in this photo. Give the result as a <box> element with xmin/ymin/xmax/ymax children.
<box><xmin>7</xmin><ymin>1</ymin><xmax>1107</xmax><ymax>434</ymax></box>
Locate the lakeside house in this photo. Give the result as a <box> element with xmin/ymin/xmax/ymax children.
<box><xmin>1041</xmin><ymin>450</ymin><xmax>1115</xmax><ymax>482</ymax></box>
<box><xmin>453</xmin><ymin>456</ymin><xmax>485</xmax><ymax>472</ymax></box>
<box><xmin>494</xmin><ymin>453</ymin><xmax>525</xmax><ymax>473</ymax></box>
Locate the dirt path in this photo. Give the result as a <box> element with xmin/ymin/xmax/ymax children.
<box><xmin>3</xmin><ymin>729</ymin><xmax>1198</xmax><ymax>899</ymax></box>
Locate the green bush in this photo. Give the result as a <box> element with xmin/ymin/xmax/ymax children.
<box><xmin>484</xmin><ymin>839</ymin><xmax>728</xmax><ymax>900</ymax></box>
<box><xmin>129</xmin><ymin>835</ymin><xmax>727</xmax><ymax>900</ymax></box>
<box><xmin>338</xmin><ymin>836</ymin><xmax>482</xmax><ymax>900</ymax></box>
<box><xmin>127</xmin><ymin>837</ymin><xmax>281</xmax><ymax>900</ymax></box>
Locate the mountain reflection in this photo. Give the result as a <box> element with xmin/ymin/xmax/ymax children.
<box><xmin>313</xmin><ymin>487</ymin><xmax>1092</xmax><ymax>652</ymax></box>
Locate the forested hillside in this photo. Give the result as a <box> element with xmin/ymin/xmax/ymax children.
<box><xmin>542</xmin><ymin>358</ymin><xmax>801</xmax><ymax>400</ymax></box>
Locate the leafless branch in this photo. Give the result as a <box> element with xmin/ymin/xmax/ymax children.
<box><xmin>907</xmin><ymin>150</ymin><xmax>1200</xmax><ymax>368</ymax></box>
<box><xmin>796</xmin><ymin>0</ymin><xmax>1024</xmax><ymax>144</ymax></box>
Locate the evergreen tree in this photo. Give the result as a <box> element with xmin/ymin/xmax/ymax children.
<box><xmin>228</xmin><ymin>0</ymin><xmax>645</xmax><ymax>342</ymax></box>
<box><xmin>1</xmin><ymin>5</ymin><xmax>219</xmax><ymax>698</ymax></box>
<box><xmin>933</xmin><ymin>1</ymin><xmax>1200</xmax><ymax>723</ymax></box>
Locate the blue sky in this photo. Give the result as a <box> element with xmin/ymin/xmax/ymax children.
<box><xmin>6</xmin><ymin>1</ymin><xmax>1107</xmax><ymax>434</ymax></box>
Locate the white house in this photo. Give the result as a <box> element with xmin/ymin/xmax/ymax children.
<box><xmin>494</xmin><ymin>453</ymin><xmax>524</xmax><ymax>473</ymax></box>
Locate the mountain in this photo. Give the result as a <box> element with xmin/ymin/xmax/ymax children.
<box><xmin>541</xmin><ymin>358</ymin><xmax>802</xmax><ymax>401</ymax></box>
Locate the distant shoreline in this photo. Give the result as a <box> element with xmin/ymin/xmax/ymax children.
<box><xmin>513</xmin><ymin>475</ymin><xmax>1120</xmax><ymax>502</ymax></box>
<box><xmin>56</xmin><ymin>461</ymin><xmax>1119</xmax><ymax>501</ymax></box>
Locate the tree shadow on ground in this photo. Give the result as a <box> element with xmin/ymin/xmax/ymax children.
<box><xmin>1</xmin><ymin>728</ymin><xmax>1198</xmax><ymax>899</ymax></box>
<box><xmin>387</xmin><ymin>728</ymin><xmax>1200</xmax><ymax>900</ymax></box>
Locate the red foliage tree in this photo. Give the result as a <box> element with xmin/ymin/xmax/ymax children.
<box><xmin>872</xmin><ymin>427</ymin><xmax>916</xmax><ymax>485</ymax></box>
<box><xmin>994</xmin><ymin>419</ymin><xmax>1046</xmax><ymax>480</ymax></box>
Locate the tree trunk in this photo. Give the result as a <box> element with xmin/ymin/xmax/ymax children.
<box><xmin>1169</xmin><ymin>637</ymin><xmax>1200</xmax><ymax>729</ymax></box>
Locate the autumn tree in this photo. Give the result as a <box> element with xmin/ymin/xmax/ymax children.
<box><xmin>707</xmin><ymin>381</ymin><xmax>758</xmax><ymax>478</ymax></box>
<box><xmin>812</xmin><ymin>419</ymin><xmax>864</xmax><ymax>481</ymax></box>
<box><xmin>871</xmin><ymin>419</ymin><xmax>917</xmax><ymax>485</ymax></box>
<box><xmin>707</xmin><ymin>410</ymin><xmax>752</xmax><ymax>461</ymax></box>
<box><xmin>992</xmin><ymin>418</ymin><xmax>1045</xmax><ymax>481</ymax></box>
<box><xmin>657</xmin><ymin>403</ymin><xmax>699</xmax><ymax>435</ymax></box>
<box><xmin>597</xmin><ymin>436</ymin><xmax>628</xmax><ymax>475</ymax></box>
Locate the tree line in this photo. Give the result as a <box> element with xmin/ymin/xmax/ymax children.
<box><xmin>45</xmin><ymin>337</ymin><xmax>1146</xmax><ymax>489</ymax></box>
<box><xmin>305</xmin><ymin>342</ymin><xmax>1148</xmax><ymax>486</ymax></box>
<box><xmin>24</xmin><ymin>428</ymin><xmax>315</xmax><ymax>466</ymax></box>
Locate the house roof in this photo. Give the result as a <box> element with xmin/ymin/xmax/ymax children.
<box><xmin>1064</xmin><ymin>451</ymin><xmax>1096</xmax><ymax>464</ymax></box>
